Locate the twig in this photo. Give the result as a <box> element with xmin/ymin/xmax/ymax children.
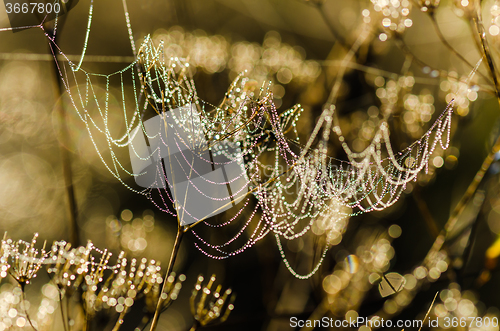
<box><xmin>426</xmin><ymin>7</ymin><xmax>500</xmax><ymax>261</ymax></box>
<box><xmin>430</xmin><ymin>14</ymin><xmax>491</xmax><ymax>83</ymax></box>
<box><xmin>82</xmin><ymin>300</ymin><xmax>90</xmax><ymax>331</ymax></box>
<box><xmin>148</xmin><ymin>223</ymin><xmax>185</xmax><ymax>331</ymax></box>
<box><xmin>394</xmin><ymin>35</ymin><xmax>496</xmax><ymax>95</ymax></box>
<box><xmin>394</xmin><ymin>35</ymin><xmax>447</xmax><ymax>78</ymax></box>
<box><xmin>426</xmin><ymin>135</ymin><xmax>500</xmax><ymax>259</ymax></box>
<box><xmin>459</xmin><ymin>193</ymin><xmax>485</xmax><ymax>284</ymax></box>
<box><xmin>20</xmin><ymin>283</ymin><xmax>38</xmax><ymax>331</ymax></box>
<box><xmin>418</xmin><ymin>292</ymin><xmax>439</xmax><ymax>331</ymax></box>
<box><xmin>66</xmin><ymin>295</ymin><xmax>71</xmax><ymax>331</ymax></box>
<box><xmin>473</xmin><ymin>9</ymin><xmax>500</xmax><ymax>99</ymax></box>
<box><xmin>111</xmin><ymin>309</ymin><xmax>128</xmax><ymax>331</ymax></box>
<box><xmin>58</xmin><ymin>287</ymin><xmax>69</xmax><ymax>331</ymax></box>
<box><xmin>189</xmin><ymin>321</ymin><xmax>200</xmax><ymax>331</ymax></box>
<box><xmin>47</xmin><ymin>26</ymin><xmax>80</xmax><ymax>247</ymax></box>
<box><xmin>314</xmin><ymin>2</ymin><xmax>349</xmax><ymax>50</ymax></box>
<box><xmin>412</xmin><ymin>186</ymin><xmax>440</xmax><ymax>238</ymax></box>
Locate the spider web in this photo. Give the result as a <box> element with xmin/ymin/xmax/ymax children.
<box><xmin>0</xmin><ymin>0</ymin><xmax>467</xmax><ymax>278</ymax></box>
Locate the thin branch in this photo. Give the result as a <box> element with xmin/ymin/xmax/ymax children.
<box><xmin>430</xmin><ymin>14</ymin><xmax>491</xmax><ymax>83</ymax></box>
<box><xmin>412</xmin><ymin>186</ymin><xmax>441</xmax><ymax>238</ymax></box>
<box><xmin>418</xmin><ymin>292</ymin><xmax>439</xmax><ymax>331</ymax></box>
<box><xmin>395</xmin><ymin>35</ymin><xmax>448</xmax><ymax>78</ymax></box>
<box><xmin>395</xmin><ymin>34</ymin><xmax>496</xmax><ymax>95</ymax></box>
<box><xmin>426</xmin><ymin>6</ymin><xmax>500</xmax><ymax>260</ymax></box>
<box><xmin>473</xmin><ymin>8</ymin><xmax>500</xmax><ymax>99</ymax></box>
<box><xmin>111</xmin><ymin>309</ymin><xmax>128</xmax><ymax>331</ymax></box>
<box><xmin>58</xmin><ymin>287</ymin><xmax>69</xmax><ymax>331</ymax></box>
<box><xmin>66</xmin><ymin>295</ymin><xmax>71</xmax><ymax>331</ymax></box>
<box><xmin>189</xmin><ymin>321</ymin><xmax>200</xmax><ymax>331</ymax></box>
<box><xmin>459</xmin><ymin>207</ymin><xmax>483</xmax><ymax>282</ymax></box>
<box><xmin>315</xmin><ymin>2</ymin><xmax>349</xmax><ymax>49</ymax></box>
<box><xmin>148</xmin><ymin>224</ymin><xmax>185</xmax><ymax>331</ymax></box>
<box><xmin>47</xmin><ymin>26</ymin><xmax>80</xmax><ymax>247</ymax></box>
<box><xmin>20</xmin><ymin>283</ymin><xmax>38</xmax><ymax>331</ymax></box>
<box><xmin>427</xmin><ymin>135</ymin><xmax>500</xmax><ymax>259</ymax></box>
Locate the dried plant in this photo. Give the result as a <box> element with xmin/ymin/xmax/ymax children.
<box><xmin>189</xmin><ymin>275</ymin><xmax>235</xmax><ymax>331</ymax></box>
<box><xmin>0</xmin><ymin>233</ymin><xmax>228</xmax><ymax>331</ymax></box>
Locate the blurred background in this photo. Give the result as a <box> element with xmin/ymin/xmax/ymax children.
<box><xmin>1</xmin><ymin>0</ymin><xmax>500</xmax><ymax>330</ymax></box>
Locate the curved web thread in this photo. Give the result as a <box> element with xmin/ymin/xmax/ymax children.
<box><xmin>2</xmin><ymin>1</ymin><xmax>474</xmax><ymax>278</ymax></box>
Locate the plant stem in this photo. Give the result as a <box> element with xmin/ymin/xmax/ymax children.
<box><xmin>427</xmin><ymin>135</ymin><xmax>500</xmax><ymax>258</ymax></box>
<box><xmin>315</xmin><ymin>2</ymin><xmax>349</xmax><ymax>50</ymax></box>
<box><xmin>427</xmin><ymin>9</ymin><xmax>500</xmax><ymax>261</ymax></box>
<box><xmin>111</xmin><ymin>309</ymin><xmax>128</xmax><ymax>331</ymax></box>
<box><xmin>189</xmin><ymin>321</ymin><xmax>200</xmax><ymax>331</ymax></box>
<box><xmin>58</xmin><ymin>288</ymin><xmax>69</xmax><ymax>331</ymax></box>
<box><xmin>47</xmin><ymin>27</ymin><xmax>80</xmax><ymax>247</ymax></box>
<box><xmin>473</xmin><ymin>4</ymin><xmax>500</xmax><ymax>98</ymax></box>
<box><xmin>66</xmin><ymin>295</ymin><xmax>71</xmax><ymax>331</ymax></box>
<box><xmin>148</xmin><ymin>224</ymin><xmax>185</xmax><ymax>331</ymax></box>
<box><xmin>430</xmin><ymin>14</ymin><xmax>491</xmax><ymax>83</ymax></box>
<box><xmin>83</xmin><ymin>315</ymin><xmax>90</xmax><ymax>331</ymax></box>
<box><xmin>20</xmin><ymin>283</ymin><xmax>38</xmax><ymax>331</ymax></box>
<box><xmin>459</xmin><ymin>200</ymin><xmax>484</xmax><ymax>283</ymax></box>
<box><xmin>412</xmin><ymin>177</ymin><xmax>441</xmax><ymax>239</ymax></box>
